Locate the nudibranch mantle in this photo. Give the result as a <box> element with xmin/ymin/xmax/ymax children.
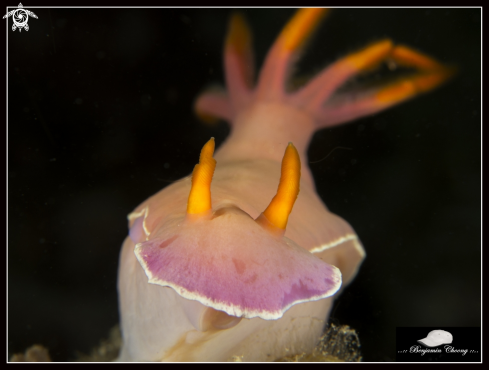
<box><xmin>131</xmin><ymin>140</ymin><xmax>341</xmax><ymax>322</ymax></box>
<box><xmin>134</xmin><ymin>204</ymin><xmax>342</xmax><ymax>320</ymax></box>
<box><xmin>117</xmin><ymin>8</ymin><xmax>453</xmax><ymax>362</ymax></box>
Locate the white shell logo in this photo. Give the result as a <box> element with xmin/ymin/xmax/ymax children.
<box><xmin>417</xmin><ymin>330</ymin><xmax>453</xmax><ymax>348</ymax></box>
<box><xmin>3</xmin><ymin>3</ymin><xmax>38</xmax><ymax>32</ymax></box>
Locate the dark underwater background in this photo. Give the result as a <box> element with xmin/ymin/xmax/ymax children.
<box><xmin>8</xmin><ymin>8</ymin><xmax>480</xmax><ymax>362</ymax></box>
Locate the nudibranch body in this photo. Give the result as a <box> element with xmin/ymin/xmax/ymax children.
<box><xmin>117</xmin><ymin>9</ymin><xmax>453</xmax><ymax>362</ymax></box>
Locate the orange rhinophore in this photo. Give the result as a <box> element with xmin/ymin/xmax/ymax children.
<box><xmin>258</xmin><ymin>143</ymin><xmax>301</xmax><ymax>233</ymax></box>
<box><xmin>186</xmin><ymin>138</ymin><xmax>216</xmax><ymax>216</ymax></box>
<box><xmin>118</xmin><ymin>9</ymin><xmax>453</xmax><ymax>362</ymax></box>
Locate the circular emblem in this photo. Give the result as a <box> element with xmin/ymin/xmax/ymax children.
<box><xmin>3</xmin><ymin>3</ymin><xmax>38</xmax><ymax>32</ymax></box>
<box><xmin>12</xmin><ymin>8</ymin><xmax>29</xmax><ymax>30</ymax></box>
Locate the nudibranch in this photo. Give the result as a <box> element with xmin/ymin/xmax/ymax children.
<box><xmin>117</xmin><ymin>8</ymin><xmax>453</xmax><ymax>362</ymax></box>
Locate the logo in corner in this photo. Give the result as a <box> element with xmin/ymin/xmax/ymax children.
<box><xmin>417</xmin><ymin>329</ymin><xmax>453</xmax><ymax>347</ymax></box>
<box><xmin>3</xmin><ymin>3</ymin><xmax>38</xmax><ymax>32</ymax></box>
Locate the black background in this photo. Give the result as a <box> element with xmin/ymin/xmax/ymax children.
<box><xmin>396</xmin><ymin>327</ymin><xmax>481</xmax><ymax>362</ymax></box>
<box><xmin>7</xmin><ymin>8</ymin><xmax>480</xmax><ymax>362</ymax></box>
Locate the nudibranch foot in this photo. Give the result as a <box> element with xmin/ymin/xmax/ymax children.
<box><xmin>179</xmin><ymin>296</ymin><xmax>242</xmax><ymax>332</ymax></box>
